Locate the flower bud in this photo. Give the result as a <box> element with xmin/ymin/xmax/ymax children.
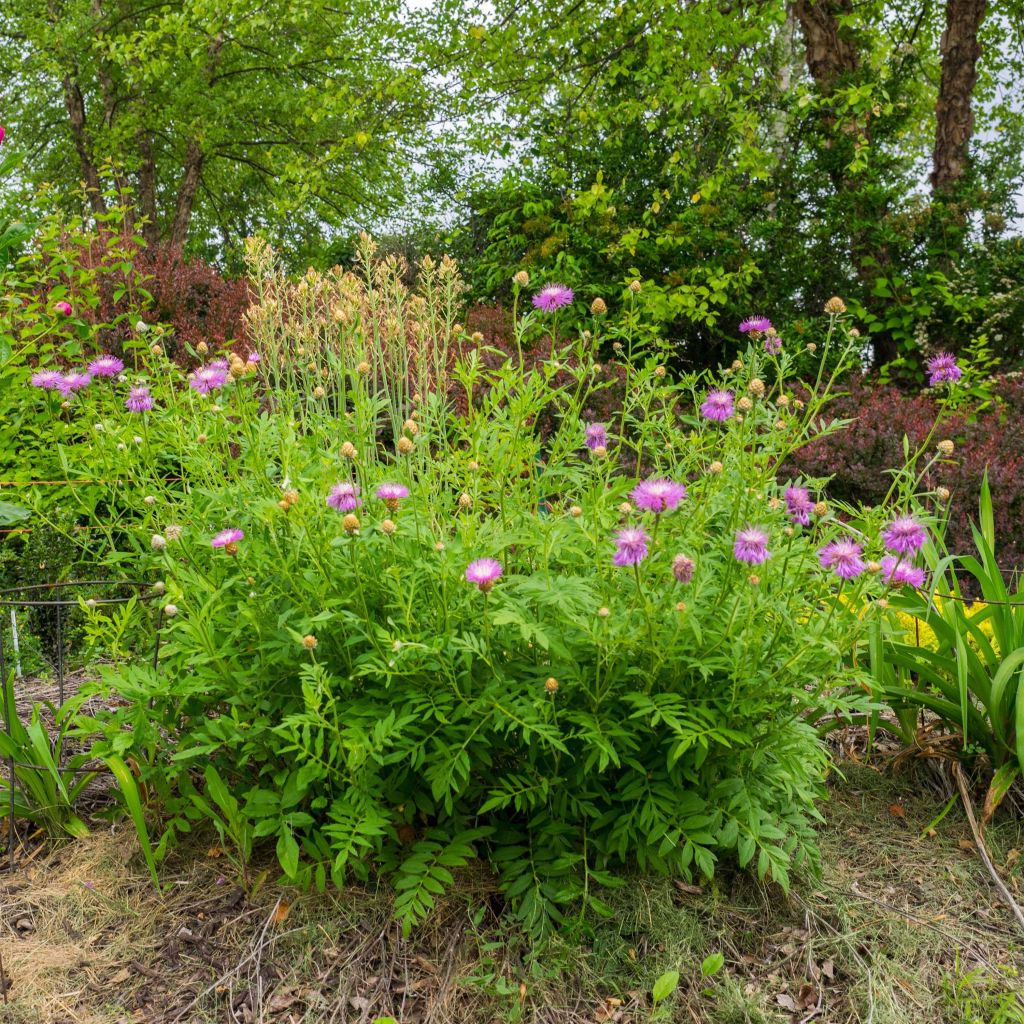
<box><xmin>380</xmin><ymin>518</ymin><xmax>397</xmax><ymax>535</ymax></box>
<box><xmin>824</xmin><ymin>296</ymin><xmax>847</xmax><ymax>315</ymax></box>
<box><xmin>654</xmin><ymin>365</ymin><xmax>666</xmax><ymax>378</ymax></box>
<box><xmin>357</xmin><ymin>361</ymin><xmax>371</xmax><ymax>375</ymax></box>
<box><xmin>709</xmin><ymin>461</ymin><xmax>724</xmax><ymax>474</ymax></box>
<box><xmin>434</xmin><ymin>541</ymin><xmax>446</xmax><ymax>551</ymax></box>
<box><xmin>340</xmin><ymin>441</ymin><xmax>357</xmax><ymax>459</ymax></box>
<box><xmin>813</xmin><ymin>501</ymin><xmax>828</xmax><ymax>516</ymax></box>
<box><xmin>628</xmin><ymin>280</ymin><xmax>642</xmax><ymax>294</ymax></box>
<box><xmin>570</xmin><ymin>505</ymin><xmax>582</xmax><ymax>518</ymax></box>
<box><xmin>675</xmin><ymin>601</ymin><xmax>687</xmax><ymax>612</ymax></box>
<box><xmin>618</xmin><ymin>502</ymin><xmax>632</xmax><ymax>515</ymax></box>
<box><xmin>302</xmin><ymin>634</ymin><xmax>318</xmax><ymax>649</ymax></box>
<box><xmin>936</xmin><ymin>486</ymin><xmax>951</xmax><ymax>503</ymax></box>
<box><xmin>151</xmin><ymin>534</ymin><xmax>167</xmax><ymax>550</ymax></box>
<box><xmin>747</xmin><ymin>378</ymin><xmax>765</xmax><ymax>397</ymax></box>
<box><xmin>806</xmin><ymin>343</ymin><xmax>817</xmax><ymax>353</ymax></box>
<box><xmin>777</xmin><ymin>394</ymin><xmax>790</xmax><ymax>408</ymax></box>
<box><xmin>468</xmin><ymin>460</ymin><xmax>479</xmax><ymax>471</ymax></box>
<box><xmin>150</xmin><ymin>343</ymin><xmax>162</xmax><ymax>356</ymax></box>
<box><xmin>163</xmin><ymin>604</ymin><xmax>178</xmax><ymax>618</ymax></box>
<box><xmin>748</xmin><ymin>574</ymin><xmax>760</xmax><ymax>585</ymax></box>
<box><xmin>197</xmin><ymin>341</ymin><xmax>209</xmax><ymax>355</ymax></box>
<box><xmin>737</xmin><ymin>396</ymin><xmax>753</xmax><ymax>413</ymax></box>
<box><xmin>458</xmin><ymin>492</ymin><xmax>473</xmax><ymax>509</ymax></box>
<box><xmin>397</xmin><ymin>436</ymin><xmax>414</xmax><ymax>455</ymax></box>
<box><xmin>404</xmin><ymin>418</ymin><xmax>418</xmax><ymax>436</ymax></box>
<box><xmin>144</xmin><ymin>495</ymin><xmax>156</xmax><ymax>506</ymax></box>
<box><xmin>513</xmin><ymin>270</ymin><xmax>530</xmax><ymax>287</ymax></box>
<box><xmin>590</xmin><ymin>297</ymin><xmax>607</xmax><ymax>315</ymax></box>
<box><xmin>937</xmin><ymin>439</ymin><xmax>954</xmax><ymax>457</ymax></box>
<box><xmin>544</xmin><ymin>677</ymin><xmax>559</xmax><ymax>693</ymax></box>
<box><xmin>342</xmin><ymin>513</ymin><xmax>360</xmax><ymax>534</ymax></box>
<box><xmin>598</xmin><ymin>606</ymin><xmax>610</xmax><ymax>618</ymax></box>
<box><xmin>152</xmin><ymin>581</ymin><xmax>166</xmax><ymax>595</ymax></box>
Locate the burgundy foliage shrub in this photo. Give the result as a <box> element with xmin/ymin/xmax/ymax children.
<box><xmin>787</xmin><ymin>376</ymin><xmax>1024</xmax><ymax>577</ymax></box>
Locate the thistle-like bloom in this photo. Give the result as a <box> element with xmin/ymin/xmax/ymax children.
<box><xmin>631</xmin><ymin>478</ymin><xmax>688</xmax><ymax>513</ymax></box>
<box><xmin>882</xmin><ymin>515</ymin><xmax>927</xmax><ymax>556</ymax></box>
<box><xmin>532</xmin><ymin>284</ymin><xmax>574</xmax><ymax>312</ymax></box>
<box><xmin>734</xmin><ymin>526</ymin><xmax>770</xmax><ymax>564</ymax></box>
<box><xmin>819</xmin><ymin>538</ymin><xmax>866</xmax><ymax>580</ymax></box>
<box><xmin>56</xmin><ymin>371</ymin><xmax>91</xmax><ymax>395</ymax></box>
<box><xmin>927</xmin><ymin>352</ymin><xmax>962</xmax><ymax>387</ymax></box>
<box><xmin>189</xmin><ymin>364</ymin><xmax>229</xmax><ymax>395</ymax></box>
<box><xmin>376</xmin><ymin>482</ymin><xmax>409</xmax><ymax>511</ymax></box>
<box><xmin>246</xmin><ymin>351</ymin><xmax>260</xmax><ymax>364</ymax></box>
<box><xmin>672</xmin><ymin>554</ymin><xmax>695</xmax><ymax>583</ymax></box>
<box><xmin>211</xmin><ymin>528</ymin><xmax>244</xmax><ymax>548</ymax></box>
<box><xmin>700</xmin><ymin>389</ymin><xmax>735</xmax><ymax>422</ymax></box>
<box><xmin>584</xmin><ymin>422</ymin><xmax>608</xmax><ymax>451</ymax></box>
<box><xmin>613</xmin><ymin>527</ymin><xmax>650</xmax><ymax>567</ymax></box>
<box><xmin>785</xmin><ymin>486</ymin><xmax>815</xmax><ymax>526</ymax></box>
<box><xmin>465</xmin><ymin>558</ymin><xmax>503</xmax><ymax>591</ymax></box>
<box><xmin>125</xmin><ymin>385</ymin><xmax>154</xmax><ymax>412</ymax></box>
<box><xmin>53</xmin><ymin>300</ymin><xmax>73</xmax><ymax>317</ymax></box>
<box><xmin>88</xmin><ymin>355</ymin><xmax>124</xmax><ymax>377</ymax></box>
<box><xmin>881</xmin><ymin>555</ymin><xmax>926</xmax><ymax>589</ymax></box>
<box><xmin>763</xmin><ymin>332</ymin><xmax>782</xmax><ymax>355</ymax></box>
<box><xmin>739</xmin><ymin>315</ymin><xmax>772</xmax><ymax>334</ymax></box>
<box><xmin>31</xmin><ymin>370</ymin><xmax>62</xmax><ymax>390</ymax></box>
<box><xmin>327</xmin><ymin>482</ymin><xmax>361</xmax><ymax>512</ymax></box>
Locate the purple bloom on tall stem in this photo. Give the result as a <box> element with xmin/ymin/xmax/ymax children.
<box><xmin>613</xmin><ymin>527</ymin><xmax>650</xmax><ymax>567</ymax></box>
<box><xmin>30</xmin><ymin>370</ymin><xmax>62</xmax><ymax>391</ymax></box>
<box><xmin>819</xmin><ymin>538</ymin><xmax>866</xmax><ymax>580</ymax></box>
<box><xmin>189</xmin><ymin>364</ymin><xmax>229</xmax><ymax>395</ymax></box>
<box><xmin>881</xmin><ymin>555</ymin><xmax>926</xmax><ymax>589</ymax></box>
<box><xmin>211</xmin><ymin>528</ymin><xmax>244</xmax><ymax>548</ymax></box>
<box><xmin>926</xmin><ymin>352</ymin><xmax>962</xmax><ymax>386</ymax></box>
<box><xmin>785</xmin><ymin>486</ymin><xmax>815</xmax><ymax>526</ymax></box>
<box><xmin>734</xmin><ymin>526</ymin><xmax>770</xmax><ymax>564</ymax></box>
<box><xmin>56</xmin><ymin>371</ymin><xmax>91</xmax><ymax>395</ymax></box>
<box><xmin>88</xmin><ymin>355</ymin><xmax>124</xmax><ymax>377</ymax></box>
<box><xmin>584</xmin><ymin>422</ymin><xmax>608</xmax><ymax>451</ymax></box>
<box><xmin>631</xmin><ymin>478</ymin><xmax>688</xmax><ymax>513</ymax></box>
<box><xmin>700</xmin><ymin>389</ymin><xmax>735</xmax><ymax>422</ymax></box>
<box><xmin>465</xmin><ymin>558</ymin><xmax>503</xmax><ymax>591</ymax></box>
<box><xmin>376</xmin><ymin>482</ymin><xmax>409</xmax><ymax>512</ymax></box>
<box><xmin>125</xmin><ymin>386</ymin><xmax>154</xmax><ymax>412</ymax></box>
<box><xmin>763</xmin><ymin>332</ymin><xmax>782</xmax><ymax>355</ymax></box>
<box><xmin>739</xmin><ymin>315</ymin><xmax>772</xmax><ymax>334</ymax></box>
<box><xmin>327</xmin><ymin>482</ymin><xmax>361</xmax><ymax>512</ymax></box>
<box><xmin>882</xmin><ymin>515</ymin><xmax>927</xmax><ymax>556</ymax></box>
<box><xmin>532</xmin><ymin>284</ymin><xmax>574</xmax><ymax>312</ymax></box>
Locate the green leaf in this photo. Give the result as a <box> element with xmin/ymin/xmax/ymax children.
<box><xmin>701</xmin><ymin>952</ymin><xmax>725</xmax><ymax>977</ymax></box>
<box><xmin>652</xmin><ymin>970</ymin><xmax>679</xmax><ymax>1006</ymax></box>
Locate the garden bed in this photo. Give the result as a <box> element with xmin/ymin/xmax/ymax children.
<box><xmin>2</xmin><ymin>763</ymin><xmax>1022</xmax><ymax>1024</ymax></box>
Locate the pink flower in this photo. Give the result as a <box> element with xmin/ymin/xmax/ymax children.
<box><xmin>211</xmin><ymin>528</ymin><xmax>244</xmax><ymax>548</ymax></box>
<box><xmin>734</xmin><ymin>526</ymin><xmax>770</xmax><ymax>564</ymax></box>
<box><xmin>465</xmin><ymin>558</ymin><xmax>503</xmax><ymax>591</ymax></box>
<box><xmin>881</xmin><ymin>556</ymin><xmax>926</xmax><ymax>589</ymax></box>
<box><xmin>818</xmin><ymin>538</ymin><xmax>866</xmax><ymax>580</ymax></box>
<box><xmin>882</xmin><ymin>516</ymin><xmax>927</xmax><ymax>556</ymax></box>
<box><xmin>0</xmin><ymin>126</ymin><xmax>5</xmax><ymax>145</ymax></box>
<box><xmin>125</xmin><ymin>386</ymin><xmax>154</xmax><ymax>412</ymax></box>
<box><xmin>246</xmin><ymin>351</ymin><xmax>260</xmax><ymax>364</ymax></box>
<box><xmin>327</xmin><ymin>482</ymin><xmax>361</xmax><ymax>512</ymax></box>
<box><xmin>763</xmin><ymin>331</ymin><xmax>782</xmax><ymax>355</ymax></box>
<box><xmin>613</xmin><ymin>527</ymin><xmax>650</xmax><ymax>567</ymax></box>
<box><xmin>785</xmin><ymin>486</ymin><xmax>814</xmax><ymax>526</ymax></box>
<box><xmin>927</xmin><ymin>352</ymin><xmax>962</xmax><ymax>387</ymax></box>
<box><xmin>53</xmin><ymin>300</ymin><xmax>73</xmax><ymax>317</ymax></box>
<box><xmin>532</xmin><ymin>284</ymin><xmax>574</xmax><ymax>312</ymax></box>
<box><xmin>672</xmin><ymin>554</ymin><xmax>695</xmax><ymax>583</ymax></box>
<box><xmin>189</xmin><ymin>365</ymin><xmax>229</xmax><ymax>395</ymax></box>
<box><xmin>88</xmin><ymin>355</ymin><xmax>124</xmax><ymax>377</ymax></box>
<box><xmin>700</xmin><ymin>390</ymin><xmax>734</xmax><ymax>422</ymax></box>
<box><xmin>739</xmin><ymin>316</ymin><xmax>772</xmax><ymax>334</ymax></box>
<box><xmin>631</xmin><ymin>478</ymin><xmax>688</xmax><ymax>514</ymax></box>
<box><xmin>56</xmin><ymin>371</ymin><xmax>91</xmax><ymax>395</ymax></box>
<box><xmin>584</xmin><ymin>422</ymin><xmax>608</xmax><ymax>451</ymax></box>
<box><xmin>30</xmin><ymin>370</ymin><xmax>62</xmax><ymax>390</ymax></box>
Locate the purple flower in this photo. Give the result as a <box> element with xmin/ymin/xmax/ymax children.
<box><xmin>53</xmin><ymin>300</ymin><xmax>73</xmax><ymax>317</ymax></box>
<box><xmin>819</xmin><ymin>538</ymin><xmax>866</xmax><ymax>580</ymax></box>
<box><xmin>739</xmin><ymin>316</ymin><xmax>772</xmax><ymax>334</ymax></box>
<box><xmin>584</xmin><ymin>422</ymin><xmax>608</xmax><ymax>451</ymax></box>
<box><xmin>734</xmin><ymin>526</ymin><xmax>770</xmax><ymax>565</ymax></box>
<box><xmin>785</xmin><ymin>486</ymin><xmax>815</xmax><ymax>526</ymax></box>
<box><xmin>125</xmin><ymin>386</ymin><xmax>154</xmax><ymax>412</ymax></box>
<box><xmin>613</xmin><ymin>527</ymin><xmax>650</xmax><ymax>567</ymax></box>
<box><xmin>882</xmin><ymin>516</ymin><xmax>927</xmax><ymax>556</ymax></box>
<box><xmin>327</xmin><ymin>482</ymin><xmax>361</xmax><ymax>512</ymax></box>
<box><xmin>209</xmin><ymin>357</ymin><xmax>230</xmax><ymax>371</ymax></box>
<box><xmin>30</xmin><ymin>370</ymin><xmax>62</xmax><ymax>391</ymax></box>
<box><xmin>881</xmin><ymin>555</ymin><xmax>926</xmax><ymax>589</ymax></box>
<box><xmin>465</xmin><ymin>558</ymin><xmax>503</xmax><ymax>591</ymax></box>
<box><xmin>532</xmin><ymin>284</ymin><xmax>574</xmax><ymax>312</ymax></box>
<box><xmin>189</xmin><ymin>365</ymin><xmax>229</xmax><ymax>395</ymax></box>
<box><xmin>56</xmin><ymin>371</ymin><xmax>91</xmax><ymax>395</ymax></box>
<box><xmin>927</xmin><ymin>352</ymin><xmax>962</xmax><ymax>387</ymax></box>
<box><xmin>631</xmin><ymin>478</ymin><xmax>688</xmax><ymax>514</ymax></box>
<box><xmin>672</xmin><ymin>554</ymin><xmax>695</xmax><ymax>583</ymax></box>
<box><xmin>211</xmin><ymin>528</ymin><xmax>244</xmax><ymax>549</ymax></box>
<box><xmin>376</xmin><ymin>482</ymin><xmax>409</xmax><ymax>502</ymax></box>
<box><xmin>763</xmin><ymin>332</ymin><xmax>782</xmax><ymax>355</ymax></box>
<box><xmin>246</xmin><ymin>351</ymin><xmax>260</xmax><ymax>364</ymax></box>
<box><xmin>700</xmin><ymin>389</ymin><xmax>735</xmax><ymax>422</ymax></box>
<box><xmin>88</xmin><ymin>355</ymin><xmax>124</xmax><ymax>377</ymax></box>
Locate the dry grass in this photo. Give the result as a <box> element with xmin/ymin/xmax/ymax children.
<box><xmin>2</xmin><ymin>762</ymin><xmax>1023</xmax><ymax>1024</ymax></box>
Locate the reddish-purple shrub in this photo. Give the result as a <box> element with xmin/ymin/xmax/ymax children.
<box><xmin>787</xmin><ymin>376</ymin><xmax>1024</xmax><ymax>577</ymax></box>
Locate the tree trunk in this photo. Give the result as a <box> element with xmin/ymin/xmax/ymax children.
<box><xmin>791</xmin><ymin>0</ymin><xmax>859</xmax><ymax>95</ymax></box>
<box><xmin>170</xmin><ymin>140</ymin><xmax>204</xmax><ymax>249</ymax></box>
<box><xmin>62</xmin><ymin>76</ymin><xmax>108</xmax><ymax>218</ymax></box>
<box><xmin>931</xmin><ymin>0</ymin><xmax>986</xmax><ymax>195</ymax></box>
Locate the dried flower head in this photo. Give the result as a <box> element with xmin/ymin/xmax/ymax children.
<box><xmin>151</xmin><ymin>534</ymin><xmax>167</xmax><ymax>550</ymax></box>
<box><xmin>824</xmin><ymin>296</ymin><xmax>847</xmax><ymax>315</ymax></box>
<box><xmin>165</xmin><ymin>524</ymin><xmax>183</xmax><ymax>541</ymax></box>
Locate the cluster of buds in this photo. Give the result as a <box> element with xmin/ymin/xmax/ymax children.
<box><xmin>278</xmin><ymin>488</ymin><xmax>299</xmax><ymax>512</ymax></box>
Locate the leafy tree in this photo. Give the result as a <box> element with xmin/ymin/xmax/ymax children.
<box><xmin>0</xmin><ymin>0</ymin><xmax>435</xmax><ymax>255</ymax></box>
